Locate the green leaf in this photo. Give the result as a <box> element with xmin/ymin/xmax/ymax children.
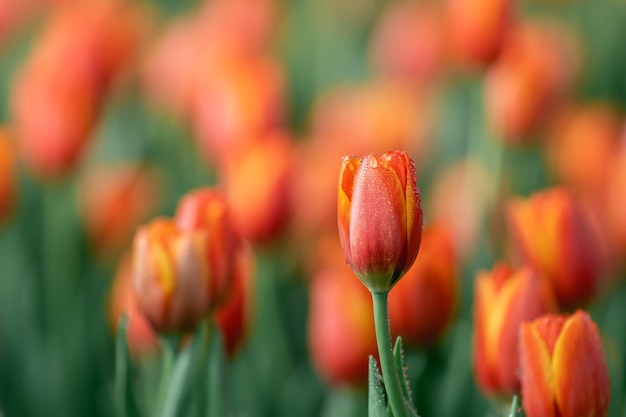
<box><xmin>114</xmin><ymin>315</ymin><xmax>140</xmax><ymax>417</ymax></box>
<box><xmin>206</xmin><ymin>324</ymin><xmax>228</xmax><ymax>417</ymax></box>
<box><xmin>368</xmin><ymin>355</ymin><xmax>387</xmax><ymax>417</ymax></box>
<box><xmin>160</xmin><ymin>323</ymin><xmax>208</xmax><ymax>417</ymax></box>
<box><xmin>508</xmin><ymin>395</ymin><xmax>525</xmax><ymax>417</ymax></box>
<box><xmin>392</xmin><ymin>337</ymin><xmax>419</xmax><ymax>417</ymax></box>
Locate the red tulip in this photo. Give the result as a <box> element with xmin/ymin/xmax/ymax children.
<box><xmin>337</xmin><ymin>150</ymin><xmax>423</xmax><ymax>293</ymax></box>
<box><xmin>175</xmin><ymin>188</ymin><xmax>238</xmax><ymax>308</ymax></box>
<box><xmin>473</xmin><ymin>263</ymin><xmax>556</xmax><ymax>396</ymax></box>
<box><xmin>132</xmin><ymin>218</ymin><xmax>210</xmax><ymax>333</ymax></box>
<box><xmin>520</xmin><ymin>310</ymin><xmax>610</xmax><ymax>417</ymax></box>
<box><xmin>0</xmin><ymin>129</ymin><xmax>16</xmax><ymax>225</ymax></box>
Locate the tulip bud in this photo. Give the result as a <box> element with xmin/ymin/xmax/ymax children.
<box><xmin>473</xmin><ymin>263</ymin><xmax>556</xmax><ymax>396</ymax></box>
<box><xmin>520</xmin><ymin>310</ymin><xmax>610</xmax><ymax>417</ymax></box>
<box><xmin>175</xmin><ymin>188</ymin><xmax>238</xmax><ymax>308</ymax></box>
<box><xmin>337</xmin><ymin>150</ymin><xmax>423</xmax><ymax>293</ymax></box>
<box><xmin>388</xmin><ymin>223</ymin><xmax>458</xmax><ymax>347</ymax></box>
<box><xmin>308</xmin><ymin>266</ymin><xmax>377</xmax><ymax>387</ymax></box>
<box><xmin>132</xmin><ymin>218</ymin><xmax>210</xmax><ymax>333</ymax></box>
<box><xmin>507</xmin><ymin>187</ymin><xmax>604</xmax><ymax>308</ymax></box>
<box><xmin>214</xmin><ymin>240</ymin><xmax>255</xmax><ymax>358</ymax></box>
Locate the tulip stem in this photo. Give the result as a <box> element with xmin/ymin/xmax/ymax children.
<box><xmin>372</xmin><ymin>291</ymin><xmax>409</xmax><ymax>417</ymax></box>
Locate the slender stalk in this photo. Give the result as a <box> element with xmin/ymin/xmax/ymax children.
<box><xmin>371</xmin><ymin>291</ymin><xmax>409</xmax><ymax>417</ymax></box>
<box><xmin>155</xmin><ymin>335</ymin><xmax>179</xmax><ymax>414</ymax></box>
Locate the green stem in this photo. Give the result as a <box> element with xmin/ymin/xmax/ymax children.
<box><xmin>155</xmin><ymin>335</ymin><xmax>179</xmax><ymax>414</ymax></box>
<box><xmin>372</xmin><ymin>291</ymin><xmax>409</xmax><ymax>417</ymax></box>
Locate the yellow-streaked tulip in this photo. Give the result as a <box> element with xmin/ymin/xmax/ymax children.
<box><xmin>132</xmin><ymin>218</ymin><xmax>210</xmax><ymax>333</ymax></box>
<box><xmin>520</xmin><ymin>310</ymin><xmax>610</xmax><ymax>417</ymax></box>
<box><xmin>473</xmin><ymin>263</ymin><xmax>556</xmax><ymax>396</ymax></box>
<box><xmin>337</xmin><ymin>150</ymin><xmax>423</xmax><ymax>293</ymax></box>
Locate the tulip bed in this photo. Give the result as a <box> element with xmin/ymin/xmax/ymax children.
<box><xmin>0</xmin><ymin>0</ymin><xmax>625</xmax><ymax>416</ymax></box>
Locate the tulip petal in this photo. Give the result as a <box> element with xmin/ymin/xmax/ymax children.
<box><xmin>400</xmin><ymin>151</ymin><xmax>422</xmax><ymax>283</ymax></box>
<box><xmin>473</xmin><ymin>272</ymin><xmax>499</xmax><ymax>393</ymax></box>
<box><xmin>520</xmin><ymin>322</ymin><xmax>556</xmax><ymax>417</ymax></box>
<box><xmin>552</xmin><ymin>311</ymin><xmax>610</xmax><ymax>417</ymax></box>
<box><xmin>337</xmin><ymin>156</ymin><xmax>360</xmax><ymax>266</ymax></box>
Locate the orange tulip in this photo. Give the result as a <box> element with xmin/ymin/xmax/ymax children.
<box><xmin>308</xmin><ymin>266</ymin><xmax>377</xmax><ymax>387</ymax></box>
<box><xmin>175</xmin><ymin>188</ymin><xmax>238</xmax><ymax>308</ymax></box>
<box><xmin>109</xmin><ymin>254</ymin><xmax>159</xmax><ymax>358</ymax></box>
<box><xmin>446</xmin><ymin>0</ymin><xmax>512</xmax><ymax>67</ymax></box>
<box><xmin>223</xmin><ymin>132</ymin><xmax>293</xmax><ymax>243</ymax></box>
<box><xmin>337</xmin><ymin>150</ymin><xmax>423</xmax><ymax>293</ymax></box>
<box><xmin>388</xmin><ymin>223</ymin><xmax>458</xmax><ymax>348</ymax></box>
<box><xmin>132</xmin><ymin>218</ymin><xmax>210</xmax><ymax>333</ymax></box>
<box><xmin>520</xmin><ymin>310</ymin><xmax>610</xmax><ymax>417</ymax></box>
<box><xmin>214</xmin><ymin>239</ymin><xmax>255</xmax><ymax>359</ymax></box>
<box><xmin>507</xmin><ymin>187</ymin><xmax>604</xmax><ymax>308</ymax></box>
<box><xmin>473</xmin><ymin>263</ymin><xmax>556</xmax><ymax>396</ymax></box>
<box><xmin>79</xmin><ymin>163</ymin><xmax>160</xmax><ymax>258</ymax></box>
<box><xmin>0</xmin><ymin>129</ymin><xmax>16</xmax><ymax>225</ymax></box>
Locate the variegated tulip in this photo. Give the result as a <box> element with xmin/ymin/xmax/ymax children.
<box><xmin>473</xmin><ymin>263</ymin><xmax>556</xmax><ymax>396</ymax></box>
<box><xmin>520</xmin><ymin>310</ymin><xmax>610</xmax><ymax>417</ymax></box>
<box><xmin>337</xmin><ymin>150</ymin><xmax>422</xmax><ymax>293</ymax></box>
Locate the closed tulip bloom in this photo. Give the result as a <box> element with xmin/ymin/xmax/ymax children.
<box><xmin>473</xmin><ymin>263</ymin><xmax>556</xmax><ymax>396</ymax></box>
<box><xmin>507</xmin><ymin>187</ymin><xmax>604</xmax><ymax>308</ymax></box>
<box><xmin>132</xmin><ymin>218</ymin><xmax>210</xmax><ymax>333</ymax></box>
<box><xmin>520</xmin><ymin>310</ymin><xmax>610</xmax><ymax>417</ymax></box>
<box><xmin>388</xmin><ymin>223</ymin><xmax>458</xmax><ymax>347</ymax></box>
<box><xmin>337</xmin><ymin>150</ymin><xmax>422</xmax><ymax>293</ymax></box>
<box><xmin>175</xmin><ymin>188</ymin><xmax>238</xmax><ymax>308</ymax></box>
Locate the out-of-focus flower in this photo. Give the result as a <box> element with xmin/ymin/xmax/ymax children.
<box><xmin>222</xmin><ymin>132</ymin><xmax>293</xmax><ymax>243</ymax></box>
<box><xmin>0</xmin><ymin>129</ymin><xmax>17</xmax><ymax>225</ymax></box>
<box><xmin>215</xmin><ymin>239</ymin><xmax>255</xmax><ymax>359</ymax></box>
<box><xmin>132</xmin><ymin>218</ymin><xmax>210</xmax><ymax>333</ymax></box>
<box><xmin>175</xmin><ymin>188</ymin><xmax>238</xmax><ymax>308</ymax></box>
<box><xmin>337</xmin><ymin>150</ymin><xmax>423</xmax><ymax>293</ymax></box>
<box><xmin>370</xmin><ymin>1</ymin><xmax>445</xmax><ymax>87</ymax></box>
<box><xmin>428</xmin><ymin>158</ymin><xmax>493</xmax><ymax>260</ymax></box>
<box><xmin>310</xmin><ymin>81</ymin><xmax>432</xmax><ymax>166</ymax></box>
<box><xmin>445</xmin><ymin>0</ymin><xmax>512</xmax><ymax>67</ymax></box>
<box><xmin>388</xmin><ymin>223</ymin><xmax>458</xmax><ymax>348</ymax></box>
<box><xmin>473</xmin><ymin>263</ymin><xmax>556</xmax><ymax>396</ymax></box>
<box><xmin>79</xmin><ymin>163</ymin><xmax>161</xmax><ymax>258</ymax></box>
<box><xmin>109</xmin><ymin>254</ymin><xmax>158</xmax><ymax>358</ymax></box>
<box><xmin>485</xmin><ymin>22</ymin><xmax>577</xmax><ymax>142</ymax></box>
<box><xmin>11</xmin><ymin>0</ymin><xmax>145</xmax><ymax>179</ymax></box>
<box><xmin>606</xmin><ymin>146</ymin><xmax>626</xmax><ymax>259</ymax></box>
<box><xmin>520</xmin><ymin>310</ymin><xmax>610</xmax><ymax>417</ymax></box>
<box><xmin>308</xmin><ymin>266</ymin><xmax>376</xmax><ymax>387</ymax></box>
<box><xmin>507</xmin><ymin>187</ymin><xmax>604</xmax><ymax>309</ymax></box>
<box><xmin>545</xmin><ymin>104</ymin><xmax>623</xmax><ymax>198</ymax></box>
<box><xmin>193</xmin><ymin>55</ymin><xmax>285</xmax><ymax>166</ymax></box>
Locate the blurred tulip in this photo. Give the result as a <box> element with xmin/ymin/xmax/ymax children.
<box><xmin>445</xmin><ymin>0</ymin><xmax>512</xmax><ymax>67</ymax></box>
<box><xmin>370</xmin><ymin>1</ymin><xmax>445</xmax><ymax>87</ymax></box>
<box><xmin>485</xmin><ymin>23</ymin><xmax>577</xmax><ymax>141</ymax></box>
<box><xmin>109</xmin><ymin>254</ymin><xmax>158</xmax><ymax>358</ymax></box>
<box><xmin>175</xmin><ymin>188</ymin><xmax>238</xmax><ymax>308</ymax></box>
<box><xmin>388</xmin><ymin>223</ymin><xmax>458</xmax><ymax>348</ymax></box>
<box><xmin>79</xmin><ymin>163</ymin><xmax>160</xmax><ymax>258</ymax></box>
<box><xmin>222</xmin><ymin>132</ymin><xmax>293</xmax><ymax>243</ymax></box>
<box><xmin>606</xmin><ymin>148</ymin><xmax>626</xmax><ymax>258</ymax></box>
<box><xmin>545</xmin><ymin>104</ymin><xmax>623</xmax><ymax>198</ymax></box>
<box><xmin>473</xmin><ymin>263</ymin><xmax>556</xmax><ymax>396</ymax></box>
<box><xmin>308</xmin><ymin>266</ymin><xmax>376</xmax><ymax>387</ymax></box>
<box><xmin>132</xmin><ymin>218</ymin><xmax>210</xmax><ymax>333</ymax></box>
<box><xmin>215</xmin><ymin>239</ymin><xmax>255</xmax><ymax>358</ymax></box>
<box><xmin>338</xmin><ymin>150</ymin><xmax>423</xmax><ymax>293</ymax></box>
<box><xmin>520</xmin><ymin>310</ymin><xmax>610</xmax><ymax>417</ymax></box>
<box><xmin>507</xmin><ymin>187</ymin><xmax>604</xmax><ymax>308</ymax></box>
<box><xmin>0</xmin><ymin>129</ymin><xmax>17</xmax><ymax>225</ymax></box>
<box><xmin>193</xmin><ymin>55</ymin><xmax>285</xmax><ymax>165</ymax></box>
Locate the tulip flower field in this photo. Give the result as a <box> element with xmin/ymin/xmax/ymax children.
<box><xmin>0</xmin><ymin>0</ymin><xmax>625</xmax><ymax>416</ymax></box>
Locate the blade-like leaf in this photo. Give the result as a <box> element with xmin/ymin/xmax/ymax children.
<box><xmin>368</xmin><ymin>355</ymin><xmax>388</xmax><ymax>417</ymax></box>
<box><xmin>115</xmin><ymin>315</ymin><xmax>140</xmax><ymax>417</ymax></box>
<box><xmin>206</xmin><ymin>324</ymin><xmax>228</xmax><ymax>417</ymax></box>
<box><xmin>393</xmin><ymin>337</ymin><xmax>419</xmax><ymax>417</ymax></box>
